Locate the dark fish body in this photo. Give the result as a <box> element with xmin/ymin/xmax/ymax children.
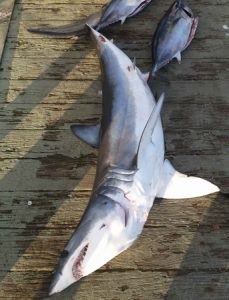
<box><xmin>152</xmin><ymin>0</ymin><xmax>199</xmax><ymax>75</ymax></box>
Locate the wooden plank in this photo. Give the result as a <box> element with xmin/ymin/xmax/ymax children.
<box><xmin>10</xmin><ymin>2</ymin><xmax>229</xmax><ymax>23</ymax></box>
<box><xmin>0</xmin><ymin>193</ymin><xmax>228</xmax><ymax>273</ymax></box>
<box><xmin>0</xmin><ymin>0</ymin><xmax>15</xmax><ymax>63</ymax></box>
<box><xmin>3</xmin><ymin>37</ymin><xmax>229</xmax><ymax>60</ymax></box>
<box><xmin>0</xmin><ymin>102</ymin><xmax>228</xmax><ymax>131</ymax></box>
<box><xmin>0</xmin><ymin>129</ymin><xmax>228</xmax><ymax>159</ymax></box>
<box><xmin>7</xmin><ymin>1</ymin><xmax>229</xmax><ymax>42</ymax></box>
<box><xmin>1</xmin><ymin>57</ymin><xmax>229</xmax><ymax>81</ymax></box>
<box><xmin>0</xmin><ymin>78</ymin><xmax>102</xmax><ymax>104</ymax></box>
<box><xmin>0</xmin><ymin>156</ymin><xmax>227</xmax><ymax>191</ymax></box>
<box><xmin>2</xmin><ymin>225</ymin><xmax>229</xmax><ymax>272</ymax></box>
<box><xmin>0</xmin><ymin>270</ymin><xmax>228</xmax><ymax>300</ymax></box>
<box><xmin>0</xmin><ymin>192</ymin><xmax>228</xmax><ymax>229</ymax></box>
<box><xmin>0</xmin><ymin>79</ymin><xmax>228</xmax><ymax>105</ymax></box>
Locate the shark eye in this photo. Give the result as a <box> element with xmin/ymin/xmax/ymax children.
<box><xmin>99</xmin><ymin>224</ymin><xmax>106</xmax><ymax>230</ymax></box>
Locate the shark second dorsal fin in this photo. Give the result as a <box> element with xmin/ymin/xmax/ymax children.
<box><xmin>71</xmin><ymin>123</ymin><xmax>101</xmax><ymax>148</ymax></box>
<box><xmin>157</xmin><ymin>159</ymin><xmax>220</xmax><ymax>199</ymax></box>
<box><xmin>137</xmin><ymin>93</ymin><xmax>164</xmax><ymax>168</ymax></box>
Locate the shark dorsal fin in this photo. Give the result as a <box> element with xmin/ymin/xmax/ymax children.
<box><xmin>71</xmin><ymin>123</ymin><xmax>101</xmax><ymax>148</ymax></box>
<box><xmin>137</xmin><ymin>93</ymin><xmax>164</xmax><ymax>168</ymax></box>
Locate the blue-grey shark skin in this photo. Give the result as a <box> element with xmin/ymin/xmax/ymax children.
<box><xmin>151</xmin><ymin>0</ymin><xmax>199</xmax><ymax>75</ymax></box>
<box><xmin>48</xmin><ymin>27</ymin><xmax>219</xmax><ymax>296</ymax></box>
<box><xmin>49</xmin><ymin>27</ymin><xmax>164</xmax><ymax>295</ymax></box>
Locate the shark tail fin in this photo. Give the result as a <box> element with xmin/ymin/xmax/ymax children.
<box><xmin>157</xmin><ymin>159</ymin><xmax>220</xmax><ymax>199</ymax></box>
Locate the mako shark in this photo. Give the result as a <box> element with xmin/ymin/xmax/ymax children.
<box><xmin>49</xmin><ymin>27</ymin><xmax>219</xmax><ymax>295</ymax></box>
<box><xmin>28</xmin><ymin>0</ymin><xmax>152</xmax><ymax>39</ymax></box>
<box><xmin>151</xmin><ymin>0</ymin><xmax>199</xmax><ymax>75</ymax></box>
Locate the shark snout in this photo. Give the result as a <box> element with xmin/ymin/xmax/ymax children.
<box><xmin>86</xmin><ymin>25</ymin><xmax>109</xmax><ymax>51</ymax></box>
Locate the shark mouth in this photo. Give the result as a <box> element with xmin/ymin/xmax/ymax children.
<box><xmin>72</xmin><ymin>243</ymin><xmax>89</xmax><ymax>280</ymax></box>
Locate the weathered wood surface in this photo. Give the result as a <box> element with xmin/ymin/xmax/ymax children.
<box><xmin>0</xmin><ymin>0</ymin><xmax>15</xmax><ymax>63</ymax></box>
<box><xmin>0</xmin><ymin>0</ymin><xmax>228</xmax><ymax>299</ymax></box>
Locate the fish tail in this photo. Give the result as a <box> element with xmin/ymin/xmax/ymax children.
<box><xmin>27</xmin><ymin>22</ymin><xmax>86</xmax><ymax>38</ymax></box>
<box><xmin>28</xmin><ymin>10</ymin><xmax>103</xmax><ymax>38</ymax></box>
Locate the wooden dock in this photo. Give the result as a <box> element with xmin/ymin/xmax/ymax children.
<box><xmin>0</xmin><ymin>0</ymin><xmax>228</xmax><ymax>299</ymax></box>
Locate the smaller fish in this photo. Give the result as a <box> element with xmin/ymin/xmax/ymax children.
<box><xmin>28</xmin><ymin>0</ymin><xmax>152</xmax><ymax>39</ymax></box>
<box><xmin>151</xmin><ymin>0</ymin><xmax>199</xmax><ymax>75</ymax></box>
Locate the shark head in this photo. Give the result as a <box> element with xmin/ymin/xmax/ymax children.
<box><xmin>49</xmin><ymin>188</ymin><xmax>135</xmax><ymax>295</ymax></box>
<box><xmin>87</xmin><ymin>25</ymin><xmax>111</xmax><ymax>54</ymax></box>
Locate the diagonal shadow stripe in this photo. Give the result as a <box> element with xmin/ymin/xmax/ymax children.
<box><xmin>0</xmin><ymin>4</ymin><xmax>101</xmax><ymax>298</ymax></box>
<box><xmin>0</xmin><ymin>78</ymin><xmax>101</xmax><ymax>299</ymax></box>
<box><xmin>0</xmin><ymin>45</ymin><xmax>92</xmax><ymax>140</ymax></box>
<box><xmin>164</xmin><ymin>193</ymin><xmax>229</xmax><ymax>300</ymax></box>
<box><xmin>0</xmin><ymin>0</ymin><xmax>16</xmax><ymax>63</ymax></box>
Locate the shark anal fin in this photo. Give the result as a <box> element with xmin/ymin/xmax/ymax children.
<box><xmin>157</xmin><ymin>159</ymin><xmax>220</xmax><ymax>199</ymax></box>
<box><xmin>137</xmin><ymin>93</ymin><xmax>164</xmax><ymax>167</ymax></box>
<box><xmin>71</xmin><ymin>123</ymin><xmax>101</xmax><ymax>148</ymax></box>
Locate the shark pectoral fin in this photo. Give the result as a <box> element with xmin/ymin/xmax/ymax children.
<box><xmin>174</xmin><ymin>52</ymin><xmax>181</xmax><ymax>63</ymax></box>
<box><xmin>157</xmin><ymin>159</ymin><xmax>220</xmax><ymax>199</ymax></box>
<box><xmin>71</xmin><ymin>123</ymin><xmax>101</xmax><ymax>148</ymax></box>
<box><xmin>137</xmin><ymin>93</ymin><xmax>164</xmax><ymax>167</ymax></box>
